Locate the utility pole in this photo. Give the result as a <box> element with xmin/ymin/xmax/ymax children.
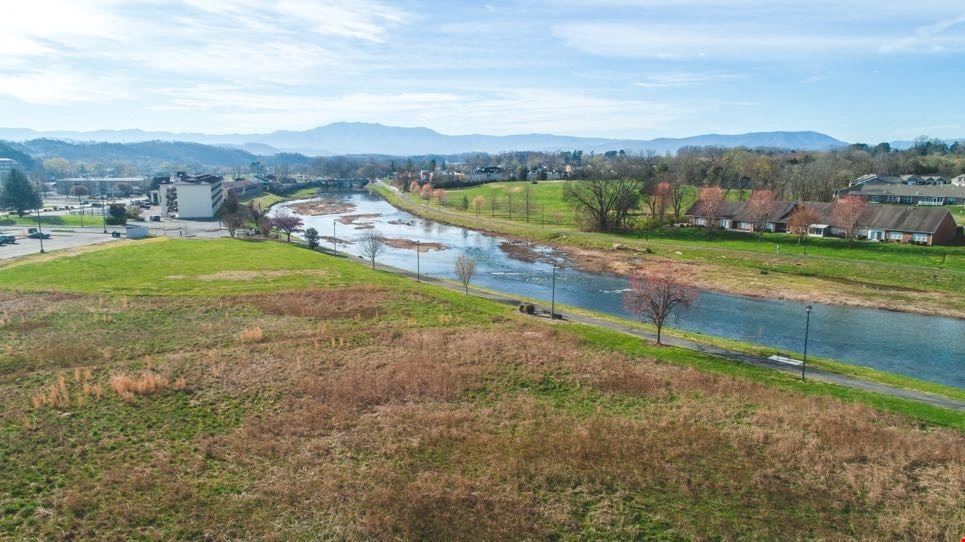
<box><xmin>332</xmin><ymin>220</ymin><xmax>337</xmax><ymax>256</ymax></box>
<box><xmin>416</xmin><ymin>240</ymin><xmax>421</xmax><ymax>282</ymax></box>
<box><xmin>802</xmin><ymin>305</ymin><xmax>813</xmax><ymax>380</ymax></box>
<box><xmin>550</xmin><ymin>264</ymin><xmax>557</xmax><ymax>319</ymax></box>
<box><xmin>35</xmin><ymin>207</ymin><xmax>45</xmax><ymax>254</ymax></box>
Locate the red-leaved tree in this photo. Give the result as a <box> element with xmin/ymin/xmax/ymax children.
<box><xmin>831</xmin><ymin>195</ymin><xmax>867</xmax><ymax>248</ymax></box>
<box><xmin>698</xmin><ymin>186</ymin><xmax>726</xmax><ymax>239</ymax></box>
<box><xmin>746</xmin><ymin>189</ymin><xmax>779</xmax><ymax>240</ymax></box>
<box><xmin>623</xmin><ymin>264</ymin><xmax>699</xmax><ymax>345</ymax></box>
<box><xmin>273</xmin><ymin>211</ymin><xmax>303</xmax><ymax>243</ymax></box>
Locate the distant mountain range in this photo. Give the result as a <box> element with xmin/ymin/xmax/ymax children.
<box><xmin>0</xmin><ymin>123</ymin><xmax>852</xmax><ymax>156</ymax></box>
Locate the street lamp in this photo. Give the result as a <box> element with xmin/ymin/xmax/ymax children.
<box><xmin>35</xmin><ymin>207</ymin><xmax>45</xmax><ymax>254</ymax></box>
<box><xmin>550</xmin><ymin>264</ymin><xmax>557</xmax><ymax>319</ymax></box>
<box><xmin>802</xmin><ymin>304</ymin><xmax>813</xmax><ymax>380</ymax></box>
<box><xmin>332</xmin><ymin>220</ymin><xmax>337</xmax><ymax>255</ymax></box>
<box><xmin>416</xmin><ymin>240</ymin><xmax>421</xmax><ymax>282</ymax></box>
<box><xmin>101</xmin><ymin>199</ymin><xmax>108</xmax><ymax>234</ymax></box>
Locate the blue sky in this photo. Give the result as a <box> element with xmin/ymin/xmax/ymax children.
<box><xmin>2</xmin><ymin>0</ymin><xmax>964</xmax><ymax>142</ymax></box>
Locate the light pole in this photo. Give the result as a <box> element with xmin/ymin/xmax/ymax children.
<box><xmin>332</xmin><ymin>220</ymin><xmax>337</xmax><ymax>255</ymax></box>
<box><xmin>802</xmin><ymin>304</ymin><xmax>813</xmax><ymax>380</ymax></box>
<box><xmin>101</xmin><ymin>198</ymin><xmax>107</xmax><ymax>234</ymax></box>
<box><xmin>550</xmin><ymin>264</ymin><xmax>557</xmax><ymax>319</ymax></box>
<box><xmin>35</xmin><ymin>207</ymin><xmax>45</xmax><ymax>254</ymax></box>
<box><xmin>416</xmin><ymin>240</ymin><xmax>421</xmax><ymax>282</ymax></box>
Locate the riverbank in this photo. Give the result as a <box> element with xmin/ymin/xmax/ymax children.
<box><xmin>371</xmin><ymin>182</ymin><xmax>965</xmax><ymax>319</ymax></box>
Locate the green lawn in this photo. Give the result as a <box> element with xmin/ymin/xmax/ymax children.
<box><xmin>243</xmin><ymin>186</ymin><xmax>321</xmax><ymax>212</ymax></box>
<box><xmin>0</xmin><ymin>238</ymin><xmax>377</xmax><ymax>296</ymax></box>
<box><xmin>0</xmin><ymin>213</ymin><xmax>102</xmax><ymax>228</ymax></box>
<box><xmin>1</xmin><ymin>236</ymin><xmax>961</xmax><ymax>539</ymax></box>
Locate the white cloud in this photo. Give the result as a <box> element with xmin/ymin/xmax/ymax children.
<box><xmin>634</xmin><ymin>72</ymin><xmax>746</xmax><ymax>88</ymax></box>
<box><xmin>0</xmin><ymin>71</ymin><xmax>132</xmax><ymax>105</ymax></box>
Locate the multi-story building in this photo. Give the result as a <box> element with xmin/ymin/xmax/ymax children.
<box><xmin>157</xmin><ymin>172</ymin><xmax>224</xmax><ymax>219</ymax></box>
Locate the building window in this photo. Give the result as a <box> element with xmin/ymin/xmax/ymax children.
<box><xmin>887</xmin><ymin>231</ymin><xmax>903</xmax><ymax>240</ymax></box>
<box><xmin>911</xmin><ymin>233</ymin><xmax>928</xmax><ymax>243</ymax></box>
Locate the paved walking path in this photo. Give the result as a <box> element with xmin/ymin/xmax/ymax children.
<box><xmin>370</xmin><ymin>258</ymin><xmax>964</xmax><ymax>412</ymax></box>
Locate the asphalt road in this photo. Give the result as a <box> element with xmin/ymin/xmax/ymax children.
<box><xmin>0</xmin><ymin>228</ymin><xmax>122</xmax><ymax>260</ymax></box>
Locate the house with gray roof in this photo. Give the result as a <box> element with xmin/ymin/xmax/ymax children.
<box><xmin>684</xmin><ymin>199</ymin><xmax>959</xmax><ymax>245</ymax></box>
<box><xmin>835</xmin><ymin>181</ymin><xmax>965</xmax><ymax>206</ymax></box>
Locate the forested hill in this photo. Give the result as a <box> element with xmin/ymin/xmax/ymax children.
<box><xmin>0</xmin><ymin>141</ymin><xmax>37</xmax><ymax>171</ymax></box>
<box><xmin>16</xmin><ymin>139</ymin><xmax>259</xmax><ymax>169</ymax></box>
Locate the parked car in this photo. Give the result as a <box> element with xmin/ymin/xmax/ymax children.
<box><xmin>27</xmin><ymin>231</ymin><xmax>51</xmax><ymax>240</ymax></box>
<box><xmin>149</xmin><ymin>215</ymin><xmax>162</xmax><ymax>222</ymax></box>
<box><xmin>0</xmin><ymin>235</ymin><xmax>16</xmax><ymax>245</ymax></box>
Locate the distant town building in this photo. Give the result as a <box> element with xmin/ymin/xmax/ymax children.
<box><xmin>835</xmin><ymin>175</ymin><xmax>965</xmax><ymax>206</ymax></box>
<box><xmin>157</xmin><ymin>172</ymin><xmax>224</xmax><ymax>219</ymax></box>
<box><xmin>465</xmin><ymin>166</ymin><xmax>508</xmax><ymax>182</ymax></box>
<box><xmin>224</xmin><ymin>178</ymin><xmax>264</xmax><ymax>199</ymax></box>
<box><xmin>54</xmin><ymin>176</ymin><xmax>149</xmax><ymax>197</ymax></box>
<box><xmin>685</xmin><ymin>200</ymin><xmax>959</xmax><ymax>246</ymax></box>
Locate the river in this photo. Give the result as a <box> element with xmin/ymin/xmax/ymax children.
<box><xmin>276</xmin><ymin>191</ymin><xmax>965</xmax><ymax>389</ymax></box>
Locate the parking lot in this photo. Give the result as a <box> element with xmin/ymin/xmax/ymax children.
<box><xmin>0</xmin><ymin>228</ymin><xmax>123</xmax><ymax>260</ymax></box>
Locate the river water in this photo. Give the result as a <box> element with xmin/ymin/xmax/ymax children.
<box><xmin>277</xmin><ymin>192</ymin><xmax>965</xmax><ymax>388</ymax></box>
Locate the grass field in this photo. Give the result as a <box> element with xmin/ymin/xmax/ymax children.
<box><xmin>0</xmin><ymin>213</ymin><xmax>101</xmax><ymax>228</ymax></box>
<box><xmin>0</xmin><ymin>238</ymin><xmax>962</xmax><ymax>539</ymax></box>
<box><xmin>377</xmin><ymin>183</ymin><xmax>965</xmax><ymax>316</ymax></box>
<box><xmin>244</xmin><ymin>186</ymin><xmax>321</xmax><ymax>212</ymax></box>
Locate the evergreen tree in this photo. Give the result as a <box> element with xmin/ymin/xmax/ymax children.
<box><xmin>0</xmin><ymin>169</ymin><xmax>42</xmax><ymax>217</ymax></box>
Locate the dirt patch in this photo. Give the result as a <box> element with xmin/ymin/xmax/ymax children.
<box><xmin>338</xmin><ymin>214</ymin><xmax>381</xmax><ymax>227</ymax></box>
<box><xmin>168</xmin><ymin>270</ymin><xmax>329</xmax><ymax>282</ymax></box>
<box><xmin>247</xmin><ymin>286</ymin><xmax>390</xmax><ymax>319</ymax></box>
<box><xmin>498</xmin><ymin>241</ymin><xmax>561</xmax><ymax>265</ymax></box>
<box><xmin>288</xmin><ymin>200</ymin><xmax>355</xmax><ymax>216</ymax></box>
<box><xmin>382</xmin><ymin>238</ymin><xmax>447</xmax><ymax>251</ymax></box>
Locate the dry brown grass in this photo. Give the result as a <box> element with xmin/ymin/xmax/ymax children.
<box><xmin>201</xmin><ymin>323</ymin><xmax>965</xmax><ymax>540</ymax></box>
<box><xmin>31</xmin><ymin>368</ymin><xmax>103</xmax><ymax>408</ymax></box>
<box><xmin>236</xmin><ymin>325</ymin><xmax>264</xmax><ymax>344</ymax></box>
<box><xmin>108</xmin><ymin>371</ymin><xmax>186</xmax><ymax>402</ymax></box>
<box><xmin>6</xmin><ymin>290</ymin><xmax>963</xmax><ymax>541</ymax></box>
<box><xmin>246</xmin><ymin>286</ymin><xmax>391</xmax><ymax>320</ymax></box>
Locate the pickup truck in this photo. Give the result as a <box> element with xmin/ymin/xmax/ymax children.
<box><xmin>0</xmin><ymin>235</ymin><xmax>16</xmax><ymax>245</ymax></box>
<box><xmin>27</xmin><ymin>231</ymin><xmax>51</xmax><ymax>240</ymax></box>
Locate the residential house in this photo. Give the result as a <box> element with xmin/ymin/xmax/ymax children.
<box><xmin>835</xmin><ymin>182</ymin><xmax>965</xmax><ymax>206</ymax></box>
<box><xmin>465</xmin><ymin>166</ymin><xmax>508</xmax><ymax>182</ymax></box>
<box><xmin>684</xmin><ymin>200</ymin><xmax>959</xmax><ymax>246</ymax></box>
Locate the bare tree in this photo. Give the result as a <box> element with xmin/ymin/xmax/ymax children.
<box><xmin>697</xmin><ymin>186</ymin><xmax>726</xmax><ymax>239</ymax></box>
<box><xmin>831</xmin><ymin>195</ymin><xmax>867</xmax><ymax>248</ymax></box>
<box><xmin>408</xmin><ymin>180</ymin><xmax>420</xmax><ymax>194</ymax></box>
<box><xmin>746</xmin><ymin>189</ymin><xmax>779</xmax><ymax>240</ymax></box>
<box><xmin>432</xmin><ymin>188</ymin><xmax>447</xmax><ymax>207</ymax></box>
<box><xmin>787</xmin><ymin>204</ymin><xmax>819</xmax><ymax>247</ymax></box>
<box><xmin>454</xmin><ymin>254</ymin><xmax>477</xmax><ymax>294</ymax></box>
<box><xmin>273</xmin><ymin>211</ymin><xmax>303</xmax><ymax>242</ymax></box>
<box><xmin>650</xmin><ymin>181</ymin><xmax>672</xmax><ymax>230</ymax></box>
<box><xmin>217</xmin><ymin>193</ymin><xmax>249</xmax><ymax>238</ymax></box>
<box><xmin>623</xmin><ymin>264</ymin><xmax>699</xmax><ymax>345</ymax></box>
<box><xmin>472</xmin><ymin>195</ymin><xmax>486</xmax><ymax>218</ymax></box>
<box><xmin>359</xmin><ymin>232</ymin><xmax>385</xmax><ymax>269</ymax></box>
<box><xmin>563</xmin><ymin>178</ymin><xmax>642</xmax><ymax>232</ymax></box>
